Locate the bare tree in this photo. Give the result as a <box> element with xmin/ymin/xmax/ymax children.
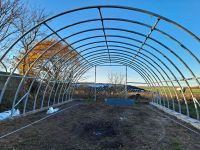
<box><xmin>0</xmin><ymin>0</ymin><xmax>22</xmax><ymax>72</ymax></box>
<box><xmin>13</xmin><ymin>5</ymin><xmax>47</xmax><ymax>75</ymax></box>
<box><xmin>107</xmin><ymin>72</ymin><xmax>125</xmax><ymax>85</ymax></box>
<box><xmin>107</xmin><ymin>72</ymin><xmax>125</xmax><ymax>97</ymax></box>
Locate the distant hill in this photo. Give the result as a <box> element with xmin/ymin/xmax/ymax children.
<box><xmin>73</xmin><ymin>83</ymin><xmax>145</xmax><ymax>92</ymax></box>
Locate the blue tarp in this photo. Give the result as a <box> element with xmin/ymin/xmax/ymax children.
<box><xmin>105</xmin><ymin>98</ymin><xmax>135</xmax><ymax>106</ymax></box>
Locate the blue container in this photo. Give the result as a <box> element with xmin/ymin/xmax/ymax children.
<box><xmin>105</xmin><ymin>98</ymin><xmax>135</xmax><ymax>106</ymax></box>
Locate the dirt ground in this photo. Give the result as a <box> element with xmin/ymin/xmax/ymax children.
<box><xmin>0</xmin><ymin>101</ymin><xmax>200</xmax><ymax>150</ymax></box>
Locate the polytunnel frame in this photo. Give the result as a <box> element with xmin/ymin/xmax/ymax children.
<box><xmin>0</xmin><ymin>6</ymin><xmax>199</xmax><ymax>120</ymax></box>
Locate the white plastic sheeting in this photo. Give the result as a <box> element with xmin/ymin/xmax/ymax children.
<box><xmin>0</xmin><ymin>109</ymin><xmax>20</xmax><ymax>121</ymax></box>
<box><xmin>47</xmin><ymin>107</ymin><xmax>59</xmax><ymax>114</ymax></box>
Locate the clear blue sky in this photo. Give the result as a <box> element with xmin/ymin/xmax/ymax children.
<box><xmin>24</xmin><ymin>0</ymin><xmax>200</xmax><ymax>36</ymax></box>
<box><xmin>23</xmin><ymin>0</ymin><xmax>200</xmax><ymax>86</ymax></box>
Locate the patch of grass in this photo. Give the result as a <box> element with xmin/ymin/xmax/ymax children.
<box><xmin>170</xmin><ymin>141</ymin><xmax>182</xmax><ymax>150</ymax></box>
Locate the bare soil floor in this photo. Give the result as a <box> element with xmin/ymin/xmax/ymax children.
<box><xmin>0</xmin><ymin>101</ymin><xmax>200</xmax><ymax>150</ymax></box>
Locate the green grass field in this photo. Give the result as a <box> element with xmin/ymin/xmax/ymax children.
<box><xmin>140</xmin><ymin>86</ymin><xmax>200</xmax><ymax>100</ymax></box>
<box><xmin>133</xmin><ymin>86</ymin><xmax>200</xmax><ymax>119</ymax></box>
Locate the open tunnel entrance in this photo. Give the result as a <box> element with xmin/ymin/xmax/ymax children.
<box><xmin>72</xmin><ymin>65</ymin><xmax>146</xmax><ymax>102</ymax></box>
<box><xmin>0</xmin><ymin>5</ymin><xmax>199</xmax><ymax>121</ymax></box>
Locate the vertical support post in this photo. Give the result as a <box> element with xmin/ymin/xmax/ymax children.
<box><xmin>125</xmin><ymin>66</ymin><xmax>128</xmax><ymax>99</ymax></box>
<box><xmin>94</xmin><ymin>65</ymin><xmax>97</xmax><ymax>101</ymax></box>
<box><xmin>69</xmin><ymin>69</ymin><xmax>74</xmax><ymax>100</ymax></box>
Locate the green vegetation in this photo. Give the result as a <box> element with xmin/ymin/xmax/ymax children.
<box><xmin>140</xmin><ymin>86</ymin><xmax>200</xmax><ymax>100</ymax></box>
<box><xmin>159</xmin><ymin>99</ymin><xmax>200</xmax><ymax>119</ymax></box>
<box><xmin>170</xmin><ymin>141</ymin><xmax>182</xmax><ymax>150</ymax></box>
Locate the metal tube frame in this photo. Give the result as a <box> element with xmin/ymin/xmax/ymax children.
<box><xmin>0</xmin><ymin>5</ymin><xmax>199</xmax><ymax>120</ymax></box>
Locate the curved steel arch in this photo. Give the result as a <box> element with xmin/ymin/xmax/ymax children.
<box><xmin>52</xmin><ymin>49</ymin><xmax>173</xmax><ymax>108</ymax></box>
<box><xmin>1</xmin><ymin>17</ymin><xmax>198</xmax><ymax>105</ymax></box>
<box><xmin>74</xmin><ymin>56</ymin><xmax>180</xmax><ymax>109</ymax></box>
<box><xmin>72</xmin><ymin>39</ymin><xmax>188</xmax><ymax>101</ymax></box>
<box><xmin>10</xmin><ymin>32</ymin><xmax>196</xmax><ymax>108</ymax></box>
<box><xmin>33</xmin><ymin>51</ymin><xmax>161</xmax><ymax>109</ymax></box>
<box><xmin>0</xmin><ymin>5</ymin><xmax>199</xmax><ymax>119</ymax></box>
<box><xmin>35</xmin><ymin>52</ymin><xmax>159</xmax><ymax>108</ymax></box>
<box><xmin>61</xmin><ymin>27</ymin><xmax>200</xmax><ymax>86</ymax></box>
<box><xmin>13</xmin><ymin>26</ymin><xmax>198</xmax><ymax>99</ymax></box>
<box><xmin>48</xmin><ymin>33</ymin><xmax>192</xmax><ymax>105</ymax></box>
<box><xmin>70</xmin><ymin>38</ymin><xmax>192</xmax><ymax>106</ymax></box>
<box><xmin>48</xmin><ymin>57</ymin><xmax>154</xmax><ymax>108</ymax></box>
<box><xmin>76</xmin><ymin>52</ymin><xmax>177</xmax><ymax>104</ymax></box>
